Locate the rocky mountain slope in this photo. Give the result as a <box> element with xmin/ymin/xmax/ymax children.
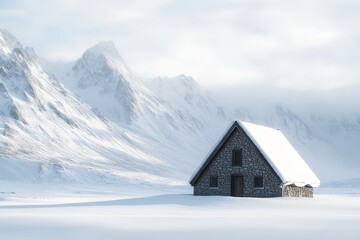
<box><xmin>1</xmin><ymin>29</ymin><xmax>359</xmax><ymax>186</ymax></box>
<box><xmin>0</xmin><ymin>29</ymin><xmax>207</xmax><ymax>186</ymax></box>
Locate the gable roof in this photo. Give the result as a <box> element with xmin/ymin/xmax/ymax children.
<box><xmin>189</xmin><ymin>121</ymin><xmax>320</xmax><ymax>188</ymax></box>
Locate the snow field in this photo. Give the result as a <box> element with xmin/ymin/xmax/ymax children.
<box><xmin>0</xmin><ymin>191</ymin><xmax>359</xmax><ymax>240</ymax></box>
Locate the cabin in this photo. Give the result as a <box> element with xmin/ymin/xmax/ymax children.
<box><xmin>189</xmin><ymin>121</ymin><xmax>320</xmax><ymax>197</ymax></box>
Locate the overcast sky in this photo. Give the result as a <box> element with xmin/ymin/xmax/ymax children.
<box><xmin>1</xmin><ymin>0</ymin><xmax>360</xmax><ymax>90</ymax></box>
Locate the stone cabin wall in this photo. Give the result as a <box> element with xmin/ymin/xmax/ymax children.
<box><xmin>193</xmin><ymin>127</ymin><xmax>283</xmax><ymax>197</ymax></box>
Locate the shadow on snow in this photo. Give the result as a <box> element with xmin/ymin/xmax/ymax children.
<box><xmin>0</xmin><ymin>194</ymin><xmax>233</xmax><ymax>209</ymax></box>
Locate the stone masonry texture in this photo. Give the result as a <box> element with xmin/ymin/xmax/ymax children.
<box><xmin>193</xmin><ymin>127</ymin><xmax>313</xmax><ymax>198</ymax></box>
<box><xmin>283</xmin><ymin>185</ymin><xmax>313</xmax><ymax>197</ymax></box>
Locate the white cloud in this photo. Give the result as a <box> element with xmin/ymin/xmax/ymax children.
<box><xmin>1</xmin><ymin>0</ymin><xmax>360</xmax><ymax>91</ymax></box>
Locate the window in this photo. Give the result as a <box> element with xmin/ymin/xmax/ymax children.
<box><xmin>232</xmin><ymin>149</ymin><xmax>242</xmax><ymax>166</ymax></box>
<box><xmin>254</xmin><ymin>176</ymin><xmax>264</xmax><ymax>188</ymax></box>
<box><xmin>210</xmin><ymin>176</ymin><xmax>218</xmax><ymax>188</ymax></box>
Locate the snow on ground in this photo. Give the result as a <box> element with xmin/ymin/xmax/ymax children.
<box><xmin>0</xmin><ymin>184</ymin><xmax>359</xmax><ymax>240</ymax></box>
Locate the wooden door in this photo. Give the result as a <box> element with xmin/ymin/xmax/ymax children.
<box><xmin>231</xmin><ymin>176</ymin><xmax>244</xmax><ymax>197</ymax></box>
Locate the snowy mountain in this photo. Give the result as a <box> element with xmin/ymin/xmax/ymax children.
<box><xmin>61</xmin><ymin>41</ymin><xmax>223</xmax><ymax>142</ymax></box>
<box><xmin>1</xmin><ymin>29</ymin><xmax>359</xmax><ymax>188</ymax></box>
<box><xmin>64</xmin><ymin>40</ymin><xmax>140</xmax><ymax>124</ymax></box>
<box><xmin>0</xmin><ymin>29</ymin><xmax>201</xmax><ymax>186</ymax></box>
<box><xmin>57</xmin><ymin>41</ymin><xmax>233</xmax><ymax>171</ymax></box>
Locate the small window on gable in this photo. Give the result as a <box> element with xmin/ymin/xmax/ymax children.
<box><xmin>254</xmin><ymin>176</ymin><xmax>264</xmax><ymax>188</ymax></box>
<box><xmin>210</xmin><ymin>176</ymin><xmax>218</xmax><ymax>188</ymax></box>
<box><xmin>232</xmin><ymin>149</ymin><xmax>242</xmax><ymax>166</ymax></box>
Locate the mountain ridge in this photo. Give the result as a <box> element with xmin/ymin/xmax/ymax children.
<box><xmin>0</xmin><ymin>30</ymin><xmax>194</xmax><ymax>186</ymax></box>
<box><xmin>1</xmin><ymin>29</ymin><xmax>359</xmax><ymax>186</ymax></box>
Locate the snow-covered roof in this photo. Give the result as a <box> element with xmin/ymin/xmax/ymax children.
<box><xmin>190</xmin><ymin>121</ymin><xmax>320</xmax><ymax>188</ymax></box>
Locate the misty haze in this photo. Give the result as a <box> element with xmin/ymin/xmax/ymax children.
<box><xmin>0</xmin><ymin>1</ymin><xmax>359</xmax><ymax>240</ymax></box>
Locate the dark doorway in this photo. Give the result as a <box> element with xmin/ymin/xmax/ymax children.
<box><xmin>231</xmin><ymin>176</ymin><xmax>244</xmax><ymax>197</ymax></box>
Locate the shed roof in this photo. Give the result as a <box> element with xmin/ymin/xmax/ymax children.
<box><xmin>189</xmin><ymin>121</ymin><xmax>320</xmax><ymax>187</ymax></box>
